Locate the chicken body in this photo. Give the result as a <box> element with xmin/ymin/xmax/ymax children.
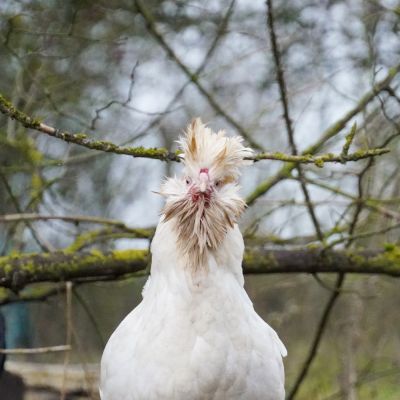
<box><xmin>100</xmin><ymin>219</ymin><xmax>286</xmax><ymax>400</ymax></box>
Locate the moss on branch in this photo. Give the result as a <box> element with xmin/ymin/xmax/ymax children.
<box><xmin>0</xmin><ymin>249</ymin><xmax>148</xmax><ymax>290</ymax></box>
<box><xmin>0</xmin><ymin>93</ymin><xmax>390</xmax><ymax>166</ymax></box>
<box><xmin>0</xmin><ymin>94</ymin><xmax>180</xmax><ymax>162</ymax></box>
<box><xmin>0</xmin><ymin>247</ymin><xmax>399</xmax><ymax>291</ymax></box>
<box><xmin>251</xmin><ymin>148</ymin><xmax>389</xmax><ymax>165</ymax></box>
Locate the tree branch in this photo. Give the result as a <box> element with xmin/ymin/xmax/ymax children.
<box><xmin>286</xmin><ymin>274</ymin><xmax>345</xmax><ymax>400</ymax></box>
<box><xmin>127</xmin><ymin>0</ymin><xmax>236</xmax><ymax>144</ymax></box>
<box><xmin>0</xmin><ymin>94</ymin><xmax>389</xmax><ymax>165</ymax></box>
<box><xmin>0</xmin><ymin>247</ymin><xmax>399</xmax><ymax>290</ymax></box>
<box><xmin>0</xmin><ymin>345</ymin><xmax>71</xmax><ymax>355</ymax></box>
<box><xmin>266</xmin><ymin>0</ymin><xmax>323</xmax><ymax>241</ymax></box>
<box><xmin>246</xmin><ymin>62</ymin><xmax>400</xmax><ymax>205</ymax></box>
<box><xmin>133</xmin><ymin>0</ymin><xmax>264</xmax><ymax>151</ymax></box>
<box><xmin>0</xmin><ymin>213</ymin><xmax>152</xmax><ymax>232</ymax></box>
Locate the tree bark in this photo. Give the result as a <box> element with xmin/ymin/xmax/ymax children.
<box><xmin>0</xmin><ymin>247</ymin><xmax>399</xmax><ymax>290</ymax></box>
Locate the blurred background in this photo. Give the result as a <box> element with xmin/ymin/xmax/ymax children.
<box><xmin>0</xmin><ymin>0</ymin><xmax>399</xmax><ymax>399</ymax></box>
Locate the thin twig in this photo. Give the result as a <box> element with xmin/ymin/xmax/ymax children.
<box><xmin>90</xmin><ymin>62</ymin><xmax>180</xmax><ymax>130</ymax></box>
<box><xmin>246</xmin><ymin>62</ymin><xmax>400</xmax><ymax>205</ymax></box>
<box><xmin>73</xmin><ymin>287</ymin><xmax>106</xmax><ymax>348</ymax></box>
<box><xmin>341</xmin><ymin>122</ymin><xmax>357</xmax><ymax>159</ymax></box>
<box><xmin>0</xmin><ymin>345</ymin><xmax>71</xmax><ymax>354</ymax></box>
<box><xmin>287</xmin><ymin>109</ymin><xmax>394</xmax><ymax>398</ymax></box>
<box><xmin>0</xmin><ymin>173</ymin><xmax>53</xmax><ymax>252</ymax></box>
<box><xmin>133</xmin><ymin>0</ymin><xmax>264</xmax><ymax>150</ymax></box>
<box><xmin>127</xmin><ymin>0</ymin><xmax>236</xmax><ymax>143</ymax></box>
<box><xmin>266</xmin><ymin>0</ymin><xmax>323</xmax><ymax>241</ymax></box>
<box><xmin>0</xmin><ymin>213</ymin><xmax>133</xmax><ymax>227</ymax></box>
<box><xmin>61</xmin><ymin>282</ymin><xmax>73</xmax><ymax>400</ymax></box>
<box><xmin>286</xmin><ymin>274</ymin><xmax>345</xmax><ymax>400</ymax></box>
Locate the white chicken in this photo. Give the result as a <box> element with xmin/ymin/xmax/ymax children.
<box><xmin>100</xmin><ymin>118</ymin><xmax>287</xmax><ymax>400</ymax></box>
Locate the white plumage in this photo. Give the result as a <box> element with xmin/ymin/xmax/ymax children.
<box><xmin>100</xmin><ymin>119</ymin><xmax>286</xmax><ymax>400</ymax></box>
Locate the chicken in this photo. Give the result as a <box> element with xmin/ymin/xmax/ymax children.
<box><xmin>100</xmin><ymin>118</ymin><xmax>287</xmax><ymax>400</ymax></box>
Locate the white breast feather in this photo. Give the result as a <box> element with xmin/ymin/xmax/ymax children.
<box><xmin>100</xmin><ymin>119</ymin><xmax>286</xmax><ymax>400</ymax></box>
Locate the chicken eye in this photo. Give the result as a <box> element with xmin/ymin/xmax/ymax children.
<box><xmin>215</xmin><ymin>180</ymin><xmax>222</xmax><ymax>188</ymax></box>
<box><xmin>185</xmin><ymin>177</ymin><xmax>192</xmax><ymax>185</ymax></box>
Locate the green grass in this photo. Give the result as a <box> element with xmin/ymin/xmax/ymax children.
<box><xmin>285</xmin><ymin>341</ymin><xmax>400</xmax><ymax>400</ymax></box>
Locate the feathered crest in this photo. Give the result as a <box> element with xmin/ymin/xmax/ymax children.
<box><xmin>179</xmin><ymin>118</ymin><xmax>253</xmax><ymax>182</ymax></box>
<box><xmin>160</xmin><ymin>118</ymin><xmax>253</xmax><ymax>272</ymax></box>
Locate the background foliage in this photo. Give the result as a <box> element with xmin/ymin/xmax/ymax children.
<box><xmin>0</xmin><ymin>0</ymin><xmax>399</xmax><ymax>399</ymax></box>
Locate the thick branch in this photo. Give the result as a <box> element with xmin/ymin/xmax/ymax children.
<box><xmin>0</xmin><ymin>247</ymin><xmax>399</xmax><ymax>290</ymax></box>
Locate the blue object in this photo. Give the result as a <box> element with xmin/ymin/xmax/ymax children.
<box><xmin>0</xmin><ymin>311</ymin><xmax>5</xmax><ymax>375</ymax></box>
<box><xmin>2</xmin><ymin>304</ymin><xmax>31</xmax><ymax>349</ymax></box>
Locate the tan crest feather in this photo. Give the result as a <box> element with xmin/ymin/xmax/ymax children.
<box><xmin>187</xmin><ymin>119</ymin><xmax>198</xmax><ymax>160</ymax></box>
<box><xmin>179</xmin><ymin>118</ymin><xmax>253</xmax><ymax>182</ymax></box>
<box><xmin>161</xmin><ymin>118</ymin><xmax>253</xmax><ymax>271</ymax></box>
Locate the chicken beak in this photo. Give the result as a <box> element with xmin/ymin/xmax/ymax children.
<box><xmin>199</xmin><ymin>172</ymin><xmax>209</xmax><ymax>193</ymax></box>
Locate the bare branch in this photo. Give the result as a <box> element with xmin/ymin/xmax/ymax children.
<box><xmin>0</xmin><ymin>173</ymin><xmax>53</xmax><ymax>252</ymax></box>
<box><xmin>133</xmin><ymin>0</ymin><xmax>264</xmax><ymax>150</ymax></box>
<box><xmin>0</xmin><ymin>213</ymin><xmax>146</xmax><ymax>230</ymax></box>
<box><xmin>286</xmin><ymin>274</ymin><xmax>345</xmax><ymax>400</ymax></box>
<box><xmin>266</xmin><ymin>0</ymin><xmax>322</xmax><ymax>241</ymax></box>
<box><xmin>246</xmin><ymin>62</ymin><xmax>400</xmax><ymax>205</ymax></box>
<box><xmin>0</xmin><ymin>345</ymin><xmax>71</xmax><ymax>354</ymax></box>
<box><xmin>0</xmin><ymin>93</ymin><xmax>389</xmax><ymax>165</ymax></box>
<box><xmin>127</xmin><ymin>0</ymin><xmax>236</xmax><ymax>143</ymax></box>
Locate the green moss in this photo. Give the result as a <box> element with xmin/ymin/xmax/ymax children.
<box><xmin>0</xmin><ymin>94</ymin><xmax>12</xmax><ymax>109</ymax></box>
<box><xmin>243</xmin><ymin>248</ymin><xmax>278</xmax><ymax>272</ymax></box>
<box><xmin>0</xmin><ymin>94</ymin><xmax>41</xmax><ymax>129</ymax></box>
<box><xmin>2</xmin><ymin>263</ymin><xmax>13</xmax><ymax>275</ymax></box>
<box><xmin>74</xmin><ymin>133</ymin><xmax>88</xmax><ymax>140</ymax></box>
<box><xmin>347</xmin><ymin>251</ymin><xmax>366</xmax><ymax>267</ymax></box>
<box><xmin>91</xmin><ymin>140</ymin><xmax>118</xmax><ymax>151</ymax></box>
<box><xmin>352</xmin><ymin>149</ymin><xmax>366</xmax><ymax>158</ymax></box>
<box><xmin>112</xmin><ymin>249</ymin><xmax>148</xmax><ymax>263</ymax></box>
<box><xmin>273</xmin><ymin>152</ymin><xmax>286</xmax><ymax>160</ymax></box>
<box><xmin>345</xmin><ymin>244</ymin><xmax>400</xmax><ymax>274</ymax></box>
<box><xmin>314</xmin><ymin>158</ymin><xmax>324</xmax><ymax>168</ymax></box>
<box><xmin>388</xmin><ymin>65</ymin><xmax>400</xmax><ymax>77</ymax></box>
<box><xmin>0</xmin><ymin>248</ymin><xmax>149</xmax><ymax>289</ymax></box>
<box><xmin>384</xmin><ymin>242</ymin><xmax>396</xmax><ymax>251</ymax></box>
<box><xmin>89</xmin><ymin>249</ymin><xmax>103</xmax><ymax>258</ymax></box>
<box><xmin>341</xmin><ymin>122</ymin><xmax>357</xmax><ymax>159</ymax></box>
<box><xmin>126</xmin><ymin>146</ymin><xmax>172</xmax><ymax>160</ymax></box>
<box><xmin>303</xmin><ymin>154</ymin><xmax>314</xmax><ymax>162</ymax></box>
